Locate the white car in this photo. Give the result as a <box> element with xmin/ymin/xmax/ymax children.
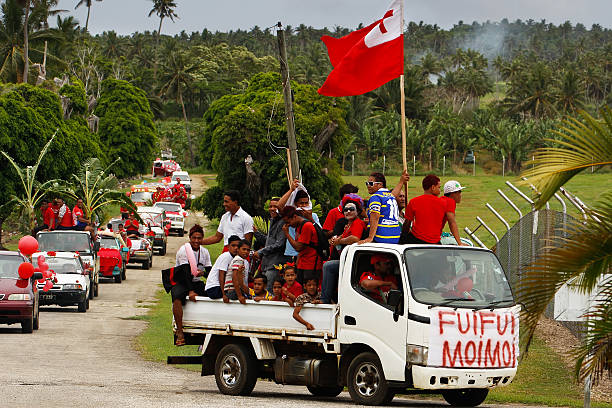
<box><xmin>33</xmin><ymin>251</ymin><xmax>91</xmax><ymax>313</ymax></box>
<box><xmin>153</xmin><ymin>201</ymin><xmax>187</xmax><ymax>236</ymax></box>
<box><xmin>169</xmin><ymin>171</ymin><xmax>191</xmax><ymax>193</ymax></box>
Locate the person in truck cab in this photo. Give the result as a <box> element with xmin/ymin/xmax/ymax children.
<box><xmin>359</xmin><ymin>254</ymin><xmax>398</xmax><ymax>303</ymax></box>
<box><xmin>293</xmin><ymin>277</ymin><xmax>322</xmax><ymax>330</ymax></box>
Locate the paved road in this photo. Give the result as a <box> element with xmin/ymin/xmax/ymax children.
<box><xmin>0</xmin><ymin>176</ymin><xmax>537</xmax><ymax>408</ymax></box>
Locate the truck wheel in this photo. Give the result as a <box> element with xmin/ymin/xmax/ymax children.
<box><xmin>160</xmin><ymin>244</ymin><xmax>166</xmax><ymax>256</ymax></box>
<box><xmin>307</xmin><ymin>385</ymin><xmax>344</xmax><ymax>397</ymax></box>
<box><xmin>347</xmin><ymin>352</ymin><xmax>393</xmax><ymax>406</ymax></box>
<box><xmin>78</xmin><ymin>298</ymin><xmax>87</xmax><ymax>313</ymax></box>
<box><xmin>89</xmin><ymin>283</ymin><xmax>94</xmax><ymax>299</ymax></box>
<box><xmin>442</xmin><ymin>389</ymin><xmax>489</xmax><ymax>407</ymax></box>
<box><xmin>214</xmin><ymin>343</ymin><xmax>258</xmax><ymax>396</ymax></box>
<box><xmin>179</xmin><ymin>229</ymin><xmax>184</xmax><ymax>237</ymax></box>
<box><xmin>142</xmin><ymin>259</ymin><xmax>150</xmax><ymax>270</ymax></box>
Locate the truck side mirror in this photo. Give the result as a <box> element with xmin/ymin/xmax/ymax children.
<box><xmin>387</xmin><ymin>290</ymin><xmax>403</xmax><ymax>322</ymax></box>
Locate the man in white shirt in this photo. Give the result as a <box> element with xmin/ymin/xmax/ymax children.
<box><xmin>204</xmin><ymin>235</ymin><xmax>242</xmax><ymax>300</ymax></box>
<box><xmin>201</xmin><ymin>190</ymin><xmax>254</xmax><ymax>250</ymax></box>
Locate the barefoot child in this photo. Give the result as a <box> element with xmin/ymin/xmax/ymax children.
<box><xmin>249</xmin><ymin>275</ymin><xmax>272</xmax><ymax>301</ymax></box>
<box><xmin>281</xmin><ymin>264</ymin><xmax>302</xmax><ymax>306</ymax></box>
<box><xmin>293</xmin><ymin>277</ymin><xmax>322</xmax><ymax>330</ymax></box>
<box><xmin>224</xmin><ymin>239</ymin><xmax>251</xmax><ymax>304</ymax></box>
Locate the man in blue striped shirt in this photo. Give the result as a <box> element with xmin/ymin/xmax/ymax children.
<box><xmin>359</xmin><ymin>172</ymin><xmax>405</xmax><ymax>244</ymax></box>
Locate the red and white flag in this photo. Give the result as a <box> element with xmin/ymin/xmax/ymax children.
<box><xmin>318</xmin><ymin>0</ymin><xmax>404</xmax><ymax>97</ymax></box>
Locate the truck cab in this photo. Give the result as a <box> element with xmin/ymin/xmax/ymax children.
<box><xmin>36</xmin><ymin>231</ymin><xmax>100</xmax><ymax>299</ymax></box>
<box><xmin>172</xmin><ymin>243</ymin><xmax>518</xmax><ymax>406</ymax></box>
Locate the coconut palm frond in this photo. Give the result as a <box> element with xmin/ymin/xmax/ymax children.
<box><xmin>521</xmin><ymin>107</ymin><xmax>612</xmax><ymax>207</ymax></box>
<box><xmin>573</xmin><ymin>277</ymin><xmax>612</xmax><ymax>384</ymax></box>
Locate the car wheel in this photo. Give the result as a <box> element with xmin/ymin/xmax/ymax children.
<box><xmin>86</xmin><ymin>294</ymin><xmax>90</xmax><ymax>310</ymax></box>
<box><xmin>33</xmin><ymin>303</ymin><xmax>40</xmax><ymax>330</ymax></box>
<box><xmin>347</xmin><ymin>352</ymin><xmax>393</xmax><ymax>406</ymax></box>
<box><xmin>149</xmin><ymin>255</ymin><xmax>153</xmax><ymax>268</ymax></box>
<box><xmin>160</xmin><ymin>244</ymin><xmax>166</xmax><ymax>256</ymax></box>
<box><xmin>122</xmin><ymin>267</ymin><xmax>127</xmax><ymax>281</ymax></box>
<box><xmin>306</xmin><ymin>385</ymin><xmax>344</xmax><ymax>397</ymax></box>
<box><xmin>442</xmin><ymin>389</ymin><xmax>489</xmax><ymax>407</ymax></box>
<box><xmin>21</xmin><ymin>316</ymin><xmax>34</xmax><ymax>333</ymax></box>
<box><xmin>89</xmin><ymin>283</ymin><xmax>94</xmax><ymax>299</ymax></box>
<box><xmin>142</xmin><ymin>259</ymin><xmax>150</xmax><ymax>270</ymax></box>
<box><xmin>178</xmin><ymin>229</ymin><xmax>184</xmax><ymax>237</ymax></box>
<box><xmin>214</xmin><ymin>344</ymin><xmax>258</xmax><ymax>396</ymax></box>
<box><xmin>115</xmin><ymin>274</ymin><xmax>122</xmax><ymax>284</ymax></box>
<box><xmin>78</xmin><ymin>297</ymin><xmax>87</xmax><ymax>313</ymax></box>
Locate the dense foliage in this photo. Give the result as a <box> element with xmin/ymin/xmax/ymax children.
<box><xmin>94</xmin><ymin>78</ymin><xmax>157</xmax><ymax>178</ymax></box>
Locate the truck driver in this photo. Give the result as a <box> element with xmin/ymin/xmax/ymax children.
<box><xmin>359</xmin><ymin>254</ymin><xmax>399</xmax><ymax>303</ymax></box>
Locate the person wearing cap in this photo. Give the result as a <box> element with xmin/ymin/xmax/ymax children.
<box><xmin>441</xmin><ymin>180</ymin><xmax>468</xmax><ymax>246</ymax></box>
<box><xmin>359</xmin><ymin>254</ymin><xmax>398</xmax><ymax>303</ymax></box>
<box><xmin>400</xmin><ymin>174</ymin><xmax>446</xmax><ymax>245</ymax></box>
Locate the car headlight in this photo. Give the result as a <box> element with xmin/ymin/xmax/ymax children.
<box><xmin>406</xmin><ymin>344</ymin><xmax>428</xmax><ymax>366</ymax></box>
<box><xmin>63</xmin><ymin>284</ymin><xmax>83</xmax><ymax>290</ymax></box>
<box><xmin>7</xmin><ymin>294</ymin><xmax>31</xmax><ymax>301</ymax></box>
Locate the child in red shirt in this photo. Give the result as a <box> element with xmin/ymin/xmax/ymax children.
<box><xmin>281</xmin><ymin>265</ymin><xmax>302</xmax><ymax>306</ymax></box>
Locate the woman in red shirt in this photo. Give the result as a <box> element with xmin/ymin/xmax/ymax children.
<box><xmin>56</xmin><ymin>198</ymin><xmax>74</xmax><ymax>230</ymax></box>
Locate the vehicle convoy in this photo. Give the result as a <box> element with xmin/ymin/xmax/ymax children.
<box><xmin>170</xmin><ymin>244</ymin><xmax>519</xmax><ymax>407</ymax></box>
<box><xmin>33</xmin><ymin>251</ymin><xmax>92</xmax><ymax>313</ymax></box>
<box><xmin>127</xmin><ymin>237</ymin><xmax>154</xmax><ymax>270</ymax></box>
<box><xmin>137</xmin><ymin>206</ymin><xmax>169</xmax><ymax>255</ymax></box>
<box><xmin>97</xmin><ymin>233</ymin><xmax>129</xmax><ymax>283</ymax></box>
<box><xmin>36</xmin><ymin>231</ymin><xmax>100</xmax><ymax>299</ymax></box>
<box><xmin>169</xmin><ymin>171</ymin><xmax>192</xmax><ymax>194</ymax></box>
<box><xmin>0</xmin><ymin>251</ymin><xmax>42</xmax><ymax>333</ymax></box>
<box><xmin>153</xmin><ymin>201</ymin><xmax>186</xmax><ymax>236</ymax></box>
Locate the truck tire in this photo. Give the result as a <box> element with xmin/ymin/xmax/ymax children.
<box><xmin>347</xmin><ymin>352</ymin><xmax>393</xmax><ymax>406</ymax></box>
<box><xmin>142</xmin><ymin>258</ymin><xmax>150</xmax><ymax>270</ymax></box>
<box><xmin>160</xmin><ymin>244</ymin><xmax>167</xmax><ymax>256</ymax></box>
<box><xmin>442</xmin><ymin>389</ymin><xmax>489</xmax><ymax>407</ymax></box>
<box><xmin>89</xmin><ymin>283</ymin><xmax>94</xmax><ymax>299</ymax></box>
<box><xmin>78</xmin><ymin>297</ymin><xmax>87</xmax><ymax>313</ymax></box>
<box><xmin>214</xmin><ymin>343</ymin><xmax>258</xmax><ymax>396</ymax></box>
<box><xmin>307</xmin><ymin>385</ymin><xmax>344</xmax><ymax>397</ymax></box>
<box><xmin>179</xmin><ymin>229</ymin><xmax>184</xmax><ymax>237</ymax></box>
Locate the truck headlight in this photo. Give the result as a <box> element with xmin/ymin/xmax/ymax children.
<box><xmin>7</xmin><ymin>294</ymin><xmax>31</xmax><ymax>301</ymax></box>
<box><xmin>406</xmin><ymin>344</ymin><xmax>428</xmax><ymax>366</ymax></box>
<box><xmin>63</xmin><ymin>284</ymin><xmax>83</xmax><ymax>290</ymax></box>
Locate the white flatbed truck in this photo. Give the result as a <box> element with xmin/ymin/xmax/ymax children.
<box><xmin>169</xmin><ymin>244</ymin><xmax>519</xmax><ymax>406</ymax></box>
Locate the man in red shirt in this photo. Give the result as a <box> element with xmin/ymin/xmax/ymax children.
<box><xmin>359</xmin><ymin>254</ymin><xmax>398</xmax><ymax>303</ymax></box>
<box><xmin>281</xmin><ymin>206</ymin><xmax>323</xmax><ymax>285</ymax></box>
<box><xmin>400</xmin><ymin>174</ymin><xmax>445</xmax><ymax>244</ymax></box>
<box><xmin>56</xmin><ymin>198</ymin><xmax>74</xmax><ymax>231</ymax></box>
<box><xmin>440</xmin><ymin>180</ymin><xmax>468</xmax><ymax>246</ymax></box>
<box><xmin>124</xmin><ymin>212</ymin><xmax>140</xmax><ymax>237</ymax></box>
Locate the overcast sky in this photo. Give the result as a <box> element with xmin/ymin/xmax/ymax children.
<box><xmin>55</xmin><ymin>0</ymin><xmax>611</xmax><ymax>35</ymax></box>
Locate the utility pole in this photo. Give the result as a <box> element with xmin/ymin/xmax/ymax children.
<box><xmin>276</xmin><ymin>22</ymin><xmax>300</xmax><ymax>180</ymax></box>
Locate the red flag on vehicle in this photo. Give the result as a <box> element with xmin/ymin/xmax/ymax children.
<box><xmin>318</xmin><ymin>0</ymin><xmax>404</xmax><ymax>97</ymax></box>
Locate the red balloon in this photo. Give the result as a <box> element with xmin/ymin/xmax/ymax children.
<box><xmin>43</xmin><ymin>280</ymin><xmax>53</xmax><ymax>292</ymax></box>
<box><xmin>33</xmin><ymin>267</ymin><xmax>42</xmax><ymax>272</ymax></box>
<box><xmin>38</xmin><ymin>262</ymin><xmax>49</xmax><ymax>272</ymax></box>
<box><xmin>15</xmin><ymin>279</ymin><xmax>28</xmax><ymax>289</ymax></box>
<box><xmin>37</xmin><ymin>278</ymin><xmax>45</xmax><ymax>284</ymax></box>
<box><xmin>18</xmin><ymin>262</ymin><xmax>35</xmax><ymax>279</ymax></box>
<box><xmin>457</xmin><ymin>277</ymin><xmax>474</xmax><ymax>293</ymax></box>
<box><xmin>18</xmin><ymin>236</ymin><xmax>38</xmax><ymax>256</ymax></box>
<box><xmin>42</xmin><ymin>270</ymin><xmax>52</xmax><ymax>279</ymax></box>
<box><xmin>37</xmin><ymin>255</ymin><xmax>45</xmax><ymax>264</ymax></box>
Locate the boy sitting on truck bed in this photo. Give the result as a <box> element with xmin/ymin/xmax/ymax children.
<box><xmin>293</xmin><ymin>277</ymin><xmax>322</xmax><ymax>330</ymax></box>
<box><xmin>249</xmin><ymin>275</ymin><xmax>272</xmax><ymax>301</ymax></box>
<box><xmin>223</xmin><ymin>239</ymin><xmax>251</xmax><ymax>304</ymax></box>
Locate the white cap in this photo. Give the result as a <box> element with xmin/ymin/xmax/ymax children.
<box><xmin>443</xmin><ymin>180</ymin><xmax>466</xmax><ymax>195</ymax></box>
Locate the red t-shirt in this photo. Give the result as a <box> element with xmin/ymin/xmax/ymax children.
<box><xmin>124</xmin><ymin>219</ymin><xmax>139</xmax><ymax>232</ymax></box>
<box><xmin>440</xmin><ymin>196</ymin><xmax>457</xmax><ymax>230</ymax></box>
<box><xmin>297</xmin><ymin>222</ymin><xmax>323</xmax><ymax>270</ymax></box>
<box><xmin>282</xmin><ymin>281</ymin><xmax>303</xmax><ymax>301</ymax></box>
<box><xmin>405</xmin><ymin>194</ymin><xmax>446</xmax><ymax>243</ymax></box>
<box><xmin>59</xmin><ymin>206</ymin><xmax>73</xmax><ymax>227</ymax></box>
<box><xmin>359</xmin><ymin>271</ymin><xmax>398</xmax><ymax>302</ymax></box>
<box><xmin>341</xmin><ymin>218</ymin><xmax>366</xmax><ymax>239</ymax></box>
<box><xmin>43</xmin><ymin>206</ymin><xmax>55</xmax><ymax>227</ymax></box>
<box><xmin>323</xmin><ymin>207</ymin><xmax>343</xmax><ymax>231</ymax></box>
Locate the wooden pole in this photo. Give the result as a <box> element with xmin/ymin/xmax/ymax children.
<box><xmin>286</xmin><ymin>148</ymin><xmax>293</xmax><ymax>186</ymax></box>
<box><xmin>399</xmin><ymin>1</ymin><xmax>407</xmax><ymax>194</ymax></box>
<box><xmin>277</xmin><ymin>23</ymin><xmax>300</xmax><ymax>181</ymax></box>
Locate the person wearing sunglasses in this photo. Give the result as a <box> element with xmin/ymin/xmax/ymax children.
<box><xmin>358</xmin><ymin>172</ymin><xmax>401</xmax><ymax>244</ymax></box>
<box><xmin>321</xmin><ymin>198</ymin><xmax>366</xmax><ymax>303</ymax></box>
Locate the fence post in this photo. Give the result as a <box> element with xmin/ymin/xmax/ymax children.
<box><xmin>502</xmin><ymin>156</ymin><xmax>505</xmax><ymax>177</ymax></box>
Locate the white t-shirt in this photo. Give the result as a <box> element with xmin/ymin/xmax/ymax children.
<box><xmin>217</xmin><ymin>207</ymin><xmax>254</xmax><ymax>245</ymax></box>
<box><xmin>175</xmin><ymin>244</ymin><xmax>212</xmax><ymax>282</ymax></box>
<box><xmin>223</xmin><ymin>255</ymin><xmax>250</xmax><ymax>292</ymax></box>
<box><xmin>205</xmin><ymin>251</ymin><xmax>234</xmax><ymax>290</ymax></box>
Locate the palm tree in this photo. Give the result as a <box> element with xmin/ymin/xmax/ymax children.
<box><xmin>58</xmin><ymin>157</ymin><xmax>137</xmax><ymax>221</ymax></box>
<box><xmin>519</xmin><ymin>107</ymin><xmax>612</xmax><ymax>384</ymax></box>
<box><xmin>75</xmin><ymin>0</ymin><xmax>102</xmax><ymax>32</ymax></box>
<box><xmin>148</xmin><ymin>0</ymin><xmax>178</xmax><ymax>46</ymax></box>
<box><xmin>159</xmin><ymin>50</ymin><xmax>197</xmax><ymax>166</ymax></box>
<box><xmin>0</xmin><ymin>132</ymin><xmax>59</xmax><ymax>232</ymax></box>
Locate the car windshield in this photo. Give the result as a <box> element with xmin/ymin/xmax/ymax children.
<box><xmin>35</xmin><ymin>257</ymin><xmax>81</xmax><ymax>274</ymax></box>
<box><xmin>0</xmin><ymin>255</ymin><xmax>24</xmax><ymax>279</ymax></box>
<box><xmin>131</xmin><ymin>192</ymin><xmax>152</xmax><ymax>202</ymax></box>
<box><xmin>99</xmin><ymin>237</ymin><xmax>119</xmax><ymax>249</ymax></box>
<box><xmin>139</xmin><ymin>212</ymin><xmax>163</xmax><ymax>226</ymax></box>
<box><xmin>404</xmin><ymin>248</ymin><xmax>514</xmax><ymax>309</ymax></box>
<box><xmin>155</xmin><ymin>202</ymin><xmax>181</xmax><ymax>212</ymax></box>
<box><xmin>172</xmin><ymin>175</ymin><xmax>189</xmax><ymax>182</ymax></box>
<box><xmin>37</xmin><ymin>232</ymin><xmax>91</xmax><ymax>253</ymax></box>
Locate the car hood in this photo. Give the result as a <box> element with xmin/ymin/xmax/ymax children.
<box><xmin>0</xmin><ymin>277</ymin><xmax>31</xmax><ymax>294</ymax></box>
<box><xmin>54</xmin><ymin>274</ymin><xmax>86</xmax><ymax>285</ymax></box>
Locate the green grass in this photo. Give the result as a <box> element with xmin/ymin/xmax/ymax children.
<box><xmin>343</xmin><ymin>173</ymin><xmax>608</xmax><ymax>248</ymax></box>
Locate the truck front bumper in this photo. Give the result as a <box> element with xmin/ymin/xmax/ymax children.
<box><xmin>39</xmin><ymin>290</ymin><xmax>87</xmax><ymax>306</ymax></box>
<box><xmin>411</xmin><ymin>365</ymin><xmax>516</xmax><ymax>389</ymax></box>
<box><xmin>129</xmin><ymin>251</ymin><xmax>150</xmax><ymax>262</ymax></box>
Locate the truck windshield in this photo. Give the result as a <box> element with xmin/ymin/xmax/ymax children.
<box><xmin>38</xmin><ymin>233</ymin><xmax>91</xmax><ymax>254</ymax></box>
<box><xmin>404</xmin><ymin>248</ymin><xmax>514</xmax><ymax>309</ymax></box>
<box><xmin>131</xmin><ymin>192</ymin><xmax>152</xmax><ymax>202</ymax></box>
<box><xmin>99</xmin><ymin>237</ymin><xmax>119</xmax><ymax>249</ymax></box>
<box><xmin>0</xmin><ymin>255</ymin><xmax>24</xmax><ymax>278</ymax></box>
<box><xmin>155</xmin><ymin>202</ymin><xmax>181</xmax><ymax>212</ymax></box>
<box><xmin>35</xmin><ymin>257</ymin><xmax>81</xmax><ymax>274</ymax></box>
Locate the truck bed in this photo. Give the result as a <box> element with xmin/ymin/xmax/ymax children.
<box><xmin>182</xmin><ymin>297</ymin><xmax>338</xmax><ymax>342</ymax></box>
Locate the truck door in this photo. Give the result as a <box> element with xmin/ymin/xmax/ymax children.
<box><xmin>338</xmin><ymin>248</ymin><xmax>408</xmax><ymax>381</ymax></box>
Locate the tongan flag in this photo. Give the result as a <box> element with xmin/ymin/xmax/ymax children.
<box><xmin>318</xmin><ymin>0</ymin><xmax>404</xmax><ymax>97</ymax></box>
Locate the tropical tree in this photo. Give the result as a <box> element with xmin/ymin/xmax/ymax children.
<box><xmin>0</xmin><ymin>132</ymin><xmax>58</xmax><ymax>232</ymax></box>
<box><xmin>519</xmin><ymin>107</ymin><xmax>612</xmax><ymax>384</ymax></box>
<box><xmin>148</xmin><ymin>0</ymin><xmax>178</xmax><ymax>46</ymax></box>
<box><xmin>159</xmin><ymin>50</ymin><xmax>197</xmax><ymax>166</ymax></box>
<box><xmin>59</xmin><ymin>157</ymin><xmax>137</xmax><ymax>220</ymax></box>
<box><xmin>75</xmin><ymin>0</ymin><xmax>102</xmax><ymax>32</ymax></box>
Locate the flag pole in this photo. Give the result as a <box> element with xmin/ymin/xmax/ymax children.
<box><xmin>399</xmin><ymin>0</ymin><xmax>407</xmax><ymax>194</ymax></box>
